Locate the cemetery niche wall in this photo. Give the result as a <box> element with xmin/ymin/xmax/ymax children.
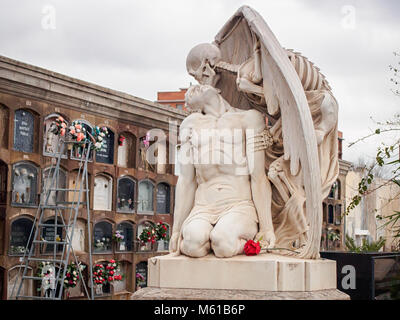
<box><xmin>0</xmin><ymin>53</ymin><xmax>182</xmax><ymax>300</ymax></box>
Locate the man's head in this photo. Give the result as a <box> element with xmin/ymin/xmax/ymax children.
<box><xmin>185</xmin><ymin>84</ymin><xmax>221</xmax><ymax>112</ymax></box>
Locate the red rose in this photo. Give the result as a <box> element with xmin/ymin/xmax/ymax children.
<box><xmin>108</xmin><ymin>276</ymin><xmax>113</xmax><ymax>281</ymax></box>
<box><xmin>244</xmin><ymin>240</ymin><xmax>261</xmax><ymax>256</ymax></box>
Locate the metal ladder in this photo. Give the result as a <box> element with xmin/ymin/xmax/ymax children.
<box><xmin>11</xmin><ymin>139</ymin><xmax>94</xmax><ymax>300</ymax></box>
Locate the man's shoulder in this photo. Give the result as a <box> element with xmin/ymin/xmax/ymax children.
<box><xmin>180</xmin><ymin>112</ymin><xmax>203</xmax><ymax>130</ymax></box>
<box><xmin>240</xmin><ymin>109</ymin><xmax>266</xmax><ymax>130</ymax></box>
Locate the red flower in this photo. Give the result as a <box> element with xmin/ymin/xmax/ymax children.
<box><xmin>110</xmin><ymin>259</ymin><xmax>115</xmax><ymax>263</ymax></box>
<box><xmin>108</xmin><ymin>276</ymin><xmax>113</xmax><ymax>281</ymax></box>
<box><xmin>244</xmin><ymin>240</ymin><xmax>261</xmax><ymax>256</ymax></box>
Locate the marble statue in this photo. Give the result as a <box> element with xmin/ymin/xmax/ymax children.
<box><xmin>170</xmin><ymin>5</ymin><xmax>339</xmax><ymax>260</ymax></box>
<box><xmin>170</xmin><ymin>84</ymin><xmax>275</xmax><ymax>258</ymax></box>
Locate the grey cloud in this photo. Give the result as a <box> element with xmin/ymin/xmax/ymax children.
<box><xmin>0</xmin><ymin>0</ymin><xmax>399</xmax><ymax>164</ymax></box>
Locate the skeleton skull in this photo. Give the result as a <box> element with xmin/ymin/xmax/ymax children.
<box><xmin>186</xmin><ymin>43</ymin><xmax>221</xmax><ymax>87</ymax></box>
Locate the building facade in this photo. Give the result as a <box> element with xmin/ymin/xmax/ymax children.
<box><xmin>0</xmin><ymin>55</ymin><xmax>187</xmax><ymax>300</ymax></box>
<box><xmin>345</xmin><ymin>169</ymin><xmax>400</xmax><ymax>252</ymax></box>
<box><xmin>320</xmin><ymin>131</ymin><xmax>352</xmax><ymax>252</ymax></box>
<box><xmin>156</xmin><ymin>88</ymin><xmax>188</xmax><ymax>111</ymax></box>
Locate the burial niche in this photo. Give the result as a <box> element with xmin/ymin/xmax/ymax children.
<box><xmin>138</xmin><ymin>180</ymin><xmax>154</xmax><ymax>213</ymax></box>
<box><xmin>93</xmin><ymin>221</ymin><xmax>112</xmax><ymax>253</ymax></box>
<box><xmin>93</xmin><ymin>174</ymin><xmax>112</xmax><ymax>211</ymax></box>
<box><xmin>328</xmin><ymin>205</ymin><xmax>334</xmax><ymax>224</ymax></box>
<box><xmin>43</xmin><ymin>114</ymin><xmax>69</xmax><ymax>157</ymax></box>
<box><xmin>13</xmin><ymin>109</ymin><xmax>35</xmax><ymax>153</ymax></box>
<box><xmin>70</xmin><ymin>120</ymin><xmax>94</xmax><ymax>161</ymax></box>
<box><xmin>113</xmin><ymin>261</ymin><xmax>128</xmax><ymax>293</ymax></box>
<box><xmin>137</xmin><ymin>221</ymin><xmax>154</xmax><ymax>251</ymax></box>
<box><xmin>9</xmin><ymin>217</ymin><xmax>35</xmax><ymax>255</ymax></box>
<box><xmin>11</xmin><ymin>162</ymin><xmax>38</xmax><ymax>207</ymax></box>
<box><xmin>115</xmin><ymin>222</ymin><xmax>134</xmax><ymax>252</ymax></box>
<box><xmin>117</xmin><ymin>176</ymin><xmax>135</xmax><ymax>213</ymax></box>
<box><xmin>8</xmin><ymin>266</ymin><xmax>33</xmax><ymax>299</ymax></box>
<box><xmin>96</xmin><ymin>128</ymin><xmax>115</xmax><ymax>165</ymax></box>
<box><xmin>40</xmin><ymin>217</ymin><xmax>64</xmax><ymax>254</ymax></box>
<box><xmin>117</xmin><ymin>132</ymin><xmax>136</xmax><ymax>168</ymax></box>
<box><xmin>135</xmin><ymin>262</ymin><xmax>148</xmax><ymax>289</ymax></box>
<box><xmin>0</xmin><ymin>160</ymin><xmax>7</xmax><ymax>205</ymax></box>
<box><xmin>156</xmin><ymin>182</ymin><xmax>171</xmax><ymax>214</ymax></box>
<box><xmin>157</xmin><ymin>223</ymin><xmax>170</xmax><ymax>252</ymax></box>
<box><xmin>69</xmin><ymin>219</ymin><xmax>86</xmax><ymax>252</ymax></box>
<box><xmin>68</xmin><ymin>169</ymin><xmax>90</xmax><ymax>205</ymax></box>
<box><xmin>0</xmin><ymin>104</ymin><xmax>9</xmax><ymax>149</ymax></box>
<box><xmin>42</xmin><ymin>167</ymin><xmax>67</xmax><ymax>206</ymax></box>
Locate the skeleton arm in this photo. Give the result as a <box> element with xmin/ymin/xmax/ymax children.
<box><xmin>245</xmin><ymin>110</ymin><xmax>275</xmax><ymax>247</ymax></box>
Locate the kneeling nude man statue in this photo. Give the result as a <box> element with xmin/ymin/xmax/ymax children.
<box><xmin>170</xmin><ymin>84</ymin><xmax>276</xmax><ymax>258</ymax></box>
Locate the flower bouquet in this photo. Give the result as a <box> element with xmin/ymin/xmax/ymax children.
<box><xmin>93</xmin><ymin>263</ymin><xmax>106</xmax><ymax>287</ymax></box>
<box><xmin>69</xmin><ymin>121</ymin><xmax>87</xmax><ymax>143</ymax></box>
<box><xmin>118</xmin><ymin>134</ymin><xmax>126</xmax><ymax>146</ymax></box>
<box><xmin>136</xmin><ymin>272</ymin><xmax>145</xmax><ymax>288</ymax></box>
<box><xmin>92</xmin><ymin>126</ymin><xmax>109</xmax><ymax>151</ymax></box>
<box><xmin>138</xmin><ymin>225</ymin><xmax>157</xmax><ymax>245</ymax></box>
<box><xmin>155</xmin><ymin>222</ymin><xmax>169</xmax><ymax>241</ymax></box>
<box><xmin>112</xmin><ymin>230</ymin><xmax>124</xmax><ymax>243</ymax></box>
<box><xmin>49</xmin><ymin>116</ymin><xmax>68</xmax><ymax>137</ymax></box>
<box><xmin>64</xmin><ymin>262</ymin><xmax>85</xmax><ymax>289</ymax></box>
<box><xmin>104</xmin><ymin>259</ymin><xmax>123</xmax><ymax>284</ymax></box>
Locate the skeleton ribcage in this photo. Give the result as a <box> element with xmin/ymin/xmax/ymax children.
<box><xmin>286</xmin><ymin>49</ymin><xmax>331</xmax><ymax>92</ymax></box>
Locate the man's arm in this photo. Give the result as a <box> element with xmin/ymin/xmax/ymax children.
<box><xmin>245</xmin><ymin>110</ymin><xmax>276</xmax><ymax>248</ymax></box>
<box><xmin>170</xmin><ymin>126</ymin><xmax>197</xmax><ymax>253</ymax></box>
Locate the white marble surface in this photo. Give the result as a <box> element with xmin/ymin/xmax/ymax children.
<box><xmin>148</xmin><ymin>253</ymin><xmax>336</xmax><ymax>292</ymax></box>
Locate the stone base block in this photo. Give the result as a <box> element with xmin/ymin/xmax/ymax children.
<box><xmin>130</xmin><ymin>287</ymin><xmax>350</xmax><ymax>300</ymax></box>
<box><xmin>147</xmin><ymin>253</ymin><xmax>337</xmax><ymax>292</ymax></box>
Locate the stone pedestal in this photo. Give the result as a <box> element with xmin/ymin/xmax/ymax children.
<box><xmin>131</xmin><ymin>253</ymin><xmax>350</xmax><ymax>300</ymax></box>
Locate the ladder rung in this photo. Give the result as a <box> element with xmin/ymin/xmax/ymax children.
<box><xmin>38</xmin><ymin>223</ymin><xmax>70</xmax><ymax>228</ymax></box>
<box><xmin>28</xmin><ymin>258</ymin><xmax>65</xmax><ymax>263</ymax></box>
<box><xmin>22</xmin><ymin>276</ymin><xmax>64</xmax><ymax>281</ymax></box>
<box><xmin>33</xmin><ymin>240</ymin><xmax>67</xmax><ymax>245</ymax></box>
<box><xmin>49</xmin><ymin>189</ymin><xmax>89</xmax><ymax>192</ymax></box>
<box><xmin>41</xmin><ymin>205</ymin><xmax>75</xmax><ymax>210</ymax></box>
<box><xmin>56</xmin><ymin>201</ymin><xmax>86</xmax><ymax>206</ymax></box>
<box><xmin>17</xmin><ymin>295</ymin><xmax>61</xmax><ymax>300</ymax></box>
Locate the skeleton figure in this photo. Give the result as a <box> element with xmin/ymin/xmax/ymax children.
<box><xmin>183</xmin><ymin>6</ymin><xmax>339</xmax><ymax>259</ymax></box>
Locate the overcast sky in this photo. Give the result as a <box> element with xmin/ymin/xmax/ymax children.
<box><xmin>0</xmin><ymin>0</ymin><xmax>399</xmax><ymax>164</ymax></box>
